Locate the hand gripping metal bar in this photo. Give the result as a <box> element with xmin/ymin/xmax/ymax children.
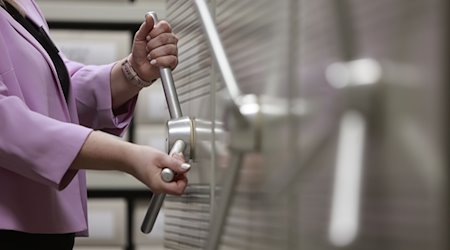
<box><xmin>141</xmin><ymin>140</ymin><xmax>186</xmax><ymax>234</ymax></box>
<box><xmin>141</xmin><ymin>11</ymin><xmax>186</xmax><ymax>234</ymax></box>
<box><xmin>145</xmin><ymin>11</ymin><xmax>183</xmax><ymax>119</ymax></box>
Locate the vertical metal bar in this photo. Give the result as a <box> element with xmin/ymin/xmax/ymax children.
<box><xmin>140</xmin><ymin>193</ymin><xmax>166</xmax><ymax>234</ymax></box>
<box><xmin>146</xmin><ymin>11</ymin><xmax>183</xmax><ymax>119</ymax></box>
<box><xmin>332</xmin><ymin>0</ymin><xmax>356</xmax><ymax>61</ymax></box>
<box><xmin>205</xmin><ymin>153</ymin><xmax>243</xmax><ymax>250</ymax></box>
<box><xmin>328</xmin><ymin>111</ymin><xmax>366</xmax><ymax>247</ymax></box>
<box><xmin>160</xmin><ymin>68</ymin><xmax>183</xmax><ymax>118</ymax></box>
<box><xmin>209</xmin><ymin>0</ymin><xmax>218</xmax><ymax>230</ymax></box>
<box><xmin>141</xmin><ymin>140</ymin><xmax>187</xmax><ymax>234</ymax></box>
<box><xmin>287</xmin><ymin>0</ymin><xmax>300</xmax><ymax>248</ymax></box>
<box><xmin>140</xmin><ymin>11</ymin><xmax>186</xmax><ymax>233</ymax></box>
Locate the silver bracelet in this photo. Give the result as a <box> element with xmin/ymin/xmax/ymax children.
<box><xmin>121</xmin><ymin>59</ymin><xmax>154</xmax><ymax>88</ymax></box>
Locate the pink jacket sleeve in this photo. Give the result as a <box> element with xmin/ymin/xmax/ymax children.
<box><xmin>0</xmin><ymin>88</ymin><xmax>92</xmax><ymax>189</ymax></box>
<box><xmin>65</xmin><ymin>59</ymin><xmax>137</xmax><ymax>137</ymax></box>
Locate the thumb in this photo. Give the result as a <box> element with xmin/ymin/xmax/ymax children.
<box><xmin>135</xmin><ymin>15</ymin><xmax>155</xmax><ymax>41</ymax></box>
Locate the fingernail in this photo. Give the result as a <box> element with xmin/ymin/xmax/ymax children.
<box><xmin>146</xmin><ymin>35</ymin><xmax>151</xmax><ymax>41</ymax></box>
<box><xmin>181</xmin><ymin>163</ymin><xmax>191</xmax><ymax>171</ymax></box>
<box><xmin>150</xmin><ymin>59</ymin><xmax>157</xmax><ymax>65</ymax></box>
<box><xmin>170</xmin><ymin>152</ymin><xmax>182</xmax><ymax>158</ymax></box>
<box><xmin>147</xmin><ymin>54</ymin><xmax>152</xmax><ymax>60</ymax></box>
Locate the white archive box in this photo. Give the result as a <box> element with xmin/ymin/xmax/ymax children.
<box><xmin>86</xmin><ymin>170</ymin><xmax>146</xmax><ymax>190</ymax></box>
<box><xmin>75</xmin><ymin>247</ymin><xmax>123</xmax><ymax>250</ymax></box>
<box><xmin>37</xmin><ymin>0</ymin><xmax>166</xmax><ymax>23</ymax></box>
<box><xmin>74</xmin><ymin>199</ymin><xmax>127</xmax><ymax>248</ymax></box>
<box><xmin>135</xmin><ymin>246</ymin><xmax>165</xmax><ymax>250</ymax></box>
<box><xmin>49</xmin><ymin>30</ymin><xmax>131</xmax><ymax>65</ymax></box>
<box><xmin>42</xmin><ymin>0</ymin><xmax>128</xmax><ymax>2</ymax></box>
<box><xmin>133</xmin><ymin>200</ymin><xmax>165</xmax><ymax>248</ymax></box>
<box><xmin>135</xmin><ymin>82</ymin><xmax>170</xmax><ymax>124</ymax></box>
<box><xmin>134</xmin><ymin>124</ymin><xmax>167</xmax><ymax>152</ymax></box>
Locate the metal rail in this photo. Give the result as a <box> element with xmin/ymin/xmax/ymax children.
<box><xmin>141</xmin><ymin>11</ymin><xmax>187</xmax><ymax>234</ymax></box>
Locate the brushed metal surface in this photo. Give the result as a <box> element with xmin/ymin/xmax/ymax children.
<box><xmin>164</xmin><ymin>0</ymin><xmax>448</xmax><ymax>249</ymax></box>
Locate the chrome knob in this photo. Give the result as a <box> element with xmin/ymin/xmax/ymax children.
<box><xmin>161</xmin><ymin>168</ymin><xmax>175</xmax><ymax>183</ymax></box>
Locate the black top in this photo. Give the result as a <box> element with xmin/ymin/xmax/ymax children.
<box><xmin>2</xmin><ymin>2</ymin><xmax>70</xmax><ymax>102</ymax></box>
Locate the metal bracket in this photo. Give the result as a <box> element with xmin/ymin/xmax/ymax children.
<box><xmin>167</xmin><ymin>117</ymin><xmax>195</xmax><ymax>161</ymax></box>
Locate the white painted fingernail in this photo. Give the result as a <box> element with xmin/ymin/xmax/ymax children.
<box><xmin>181</xmin><ymin>163</ymin><xmax>191</xmax><ymax>171</ymax></box>
<box><xmin>150</xmin><ymin>59</ymin><xmax>157</xmax><ymax>65</ymax></box>
<box><xmin>170</xmin><ymin>152</ymin><xmax>182</xmax><ymax>158</ymax></box>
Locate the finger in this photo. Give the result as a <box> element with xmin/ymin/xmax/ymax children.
<box><xmin>147</xmin><ymin>44</ymin><xmax>178</xmax><ymax>61</ymax></box>
<box><xmin>146</xmin><ymin>33</ymin><xmax>178</xmax><ymax>51</ymax></box>
<box><xmin>149</xmin><ymin>55</ymin><xmax>178</xmax><ymax>69</ymax></box>
<box><xmin>159</xmin><ymin>154</ymin><xmax>190</xmax><ymax>174</ymax></box>
<box><xmin>149</xmin><ymin>20</ymin><xmax>172</xmax><ymax>38</ymax></box>
<box><xmin>163</xmin><ymin>176</ymin><xmax>188</xmax><ymax>195</ymax></box>
<box><xmin>170</xmin><ymin>152</ymin><xmax>185</xmax><ymax>162</ymax></box>
<box><xmin>135</xmin><ymin>15</ymin><xmax>155</xmax><ymax>41</ymax></box>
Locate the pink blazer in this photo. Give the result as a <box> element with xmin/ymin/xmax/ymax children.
<box><xmin>0</xmin><ymin>0</ymin><xmax>135</xmax><ymax>235</ymax></box>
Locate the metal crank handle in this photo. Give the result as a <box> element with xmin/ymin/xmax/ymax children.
<box><xmin>141</xmin><ymin>140</ymin><xmax>187</xmax><ymax>234</ymax></box>
<box><xmin>141</xmin><ymin>11</ymin><xmax>187</xmax><ymax>234</ymax></box>
<box><xmin>145</xmin><ymin>11</ymin><xmax>183</xmax><ymax>119</ymax></box>
<box><xmin>161</xmin><ymin>140</ymin><xmax>187</xmax><ymax>182</ymax></box>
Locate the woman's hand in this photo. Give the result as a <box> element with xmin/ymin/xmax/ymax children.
<box><xmin>129</xmin><ymin>15</ymin><xmax>179</xmax><ymax>82</ymax></box>
<box><xmin>70</xmin><ymin>131</ymin><xmax>189</xmax><ymax>195</ymax></box>
<box><xmin>130</xmin><ymin>145</ymin><xmax>190</xmax><ymax>195</ymax></box>
<box><xmin>109</xmin><ymin>15</ymin><xmax>178</xmax><ymax>110</ymax></box>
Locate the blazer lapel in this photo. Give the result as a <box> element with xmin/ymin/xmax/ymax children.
<box><xmin>5</xmin><ymin>15</ymin><xmax>57</xmax><ymax>81</ymax></box>
<box><xmin>1</xmin><ymin>8</ymin><xmax>70</xmax><ymax>118</ymax></box>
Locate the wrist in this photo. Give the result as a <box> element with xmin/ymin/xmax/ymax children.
<box><xmin>127</xmin><ymin>144</ymin><xmax>157</xmax><ymax>187</ymax></box>
<box><xmin>121</xmin><ymin>143</ymin><xmax>143</xmax><ymax>176</ymax></box>
<box><xmin>121</xmin><ymin>59</ymin><xmax>155</xmax><ymax>88</ymax></box>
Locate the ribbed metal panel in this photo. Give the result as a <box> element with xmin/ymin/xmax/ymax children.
<box><xmin>293</xmin><ymin>1</ymin><xmax>348</xmax><ymax>250</ymax></box>
<box><xmin>216</xmin><ymin>0</ymin><xmax>290</xmax><ymax>96</ymax></box>
<box><xmin>166</xmin><ymin>0</ymin><xmax>212</xmax><ymax>104</ymax></box>
<box><xmin>213</xmin><ymin>1</ymin><xmax>292</xmax><ymax>249</ymax></box>
<box><xmin>164</xmin><ymin>1</ymin><xmax>448</xmax><ymax>250</ymax></box>
<box><xmin>164</xmin><ymin>185</ymin><xmax>211</xmax><ymax>249</ymax></box>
